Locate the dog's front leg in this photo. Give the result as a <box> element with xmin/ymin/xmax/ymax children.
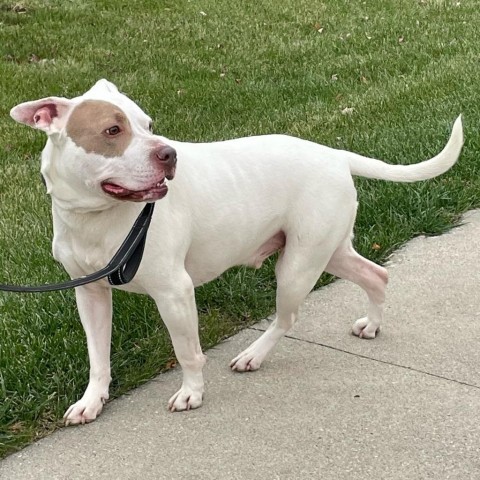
<box><xmin>150</xmin><ymin>273</ymin><xmax>206</xmax><ymax>412</ymax></box>
<box><xmin>64</xmin><ymin>284</ymin><xmax>112</xmax><ymax>425</ymax></box>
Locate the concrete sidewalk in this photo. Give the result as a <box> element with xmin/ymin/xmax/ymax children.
<box><xmin>1</xmin><ymin>212</ymin><xmax>480</xmax><ymax>479</ymax></box>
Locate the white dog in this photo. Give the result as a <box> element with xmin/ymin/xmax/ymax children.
<box><xmin>10</xmin><ymin>80</ymin><xmax>463</xmax><ymax>425</ymax></box>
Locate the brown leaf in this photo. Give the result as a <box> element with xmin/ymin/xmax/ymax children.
<box><xmin>166</xmin><ymin>359</ymin><xmax>177</xmax><ymax>369</ymax></box>
<box><xmin>12</xmin><ymin>4</ymin><xmax>27</xmax><ymax>13</ymax></box>
<box><xmin>341</xmin><ymin>107</ymin><xmax>354</xmax><ymax>115</ymax></box>
<box><xmin>372</xmin><ymin>243</ymin><xmax>381</xmax><ymax>251</ymax></box>
<box><xmin>8</xmin><ymin>422</ymin><xmax>25</xmax><ymax>433</ymax></box>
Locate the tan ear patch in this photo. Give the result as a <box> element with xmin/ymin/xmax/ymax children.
<box><xmin>66</xmin><ymin>100</ymin><xmax>133</xmax><ymax>157</ymax></box>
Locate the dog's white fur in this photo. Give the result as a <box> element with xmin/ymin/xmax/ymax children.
<box><xmin>10</xmin><ymin>80</ymin><xmax>464</xmax><ymax>424</ymax></box>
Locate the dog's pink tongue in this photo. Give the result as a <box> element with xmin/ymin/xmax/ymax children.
<box><xmin>102</xmin><ymin>183</ymin><xmax>130</xmax><ymax>196</ymax></box>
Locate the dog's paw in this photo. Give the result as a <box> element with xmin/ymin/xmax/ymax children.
<box><xmin>168</xmin><ymin>387</ymin><xmax>203</xmax><ymax>412</ymax></box>
<box><xmin>63</xmin><ymin>393</ymin><xmax>108</xmax><ymax>426</ymax></box>
<box><xmin>352</xmin><ymin>317</ymin><xmax>380</xmax><ymax>339</ymax></box>
<box><xmin>230</xmin><ymin>347</ymin><xmax>264</xmax><ymax>372</ymax></box>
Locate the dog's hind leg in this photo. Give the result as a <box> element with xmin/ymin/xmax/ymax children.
<box><xmin>325</xmin><ymin>240</ymin><xmax>388</xmax><ymax>339</ymax></box>
<box><xmin>230</xmin><ymin>244</ymin><xmax>335</xmax><ymax>372</ymax></box>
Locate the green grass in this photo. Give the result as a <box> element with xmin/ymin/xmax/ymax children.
<box><xmin>1</xmin><ymin>0</ymin><xmax>479</xmax><ymax>457</ymax></box>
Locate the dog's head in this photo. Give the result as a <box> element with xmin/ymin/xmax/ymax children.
<box><xmin>10</xmin><ymin>80</ymin><xmax>176</xmax><ymax>210</ymax></box>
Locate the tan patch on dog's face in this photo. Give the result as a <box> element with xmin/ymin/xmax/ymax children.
<box><xmin>66</xmin><ymin>100</ymin><xmax>133</xmax><ymax>157</ymax></box>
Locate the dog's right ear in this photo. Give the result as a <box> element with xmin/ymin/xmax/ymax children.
<box><xmin>10</xmin><ymin>97</ymin><xmax>74</xmax><ymax>134</ymax></box>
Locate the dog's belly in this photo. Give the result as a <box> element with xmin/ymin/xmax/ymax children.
<box><xmin>246</xmin><ymin>230</ymin><xmax>286</xmax><ymax>268</ymax></box>
<box><xmin>185</xmin><ymin>230</ymin><xmax>286</xmax><ymax>286</ymax></box>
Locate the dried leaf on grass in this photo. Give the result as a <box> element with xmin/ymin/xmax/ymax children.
<box><xmin>341</xmin><ymin>107</ymin><xmax>354</xmax><ymax>115</ymax></box>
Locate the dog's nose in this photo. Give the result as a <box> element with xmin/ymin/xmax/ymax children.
<box><xmin>154</xmin><ymin>145</ymin><xmax>177</xmax><ymax>168</ymax></box>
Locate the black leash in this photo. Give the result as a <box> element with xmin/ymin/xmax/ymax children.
<box><xmin>0</xmin><ymin>202</ymin><xmax>155</xmax><ymax>293</ymax></box>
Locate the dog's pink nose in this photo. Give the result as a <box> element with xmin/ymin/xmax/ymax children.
<box><xmin>154</xmin><ymin>145</ymin><xmax>177</xmax><ymax>168</ymax></box>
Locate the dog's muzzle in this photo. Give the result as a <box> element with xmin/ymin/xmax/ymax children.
<box><xmin>101</xmin><ymin>145</ymin><xmax>177</xmax><ymax>202</ymax></box>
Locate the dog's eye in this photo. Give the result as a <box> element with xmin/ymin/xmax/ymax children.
<box><xmin>148</xmin><ymin>122</ymin><xmax>153</xmax><ymax>133</ymax></box>
<box><xmin>105</xmin><ymin>126</ymin><xmax>121</xmax><ymax>136</ymax></box>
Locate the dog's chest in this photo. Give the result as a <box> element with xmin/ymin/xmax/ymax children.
<box><xmin>52</xmin><ymin>218</ymin><xmax>119</xmax><ymax>278</ymax></box>
<box><xmin>55</xmin><ymin>235</ymin><xmax>111</xmax><ymax>275</ymax></box>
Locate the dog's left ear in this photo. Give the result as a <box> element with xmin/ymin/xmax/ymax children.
<box><xmin>10</xmin><ymin>97</ymin><xmax>74</xmax><ymax>134</ymax></box>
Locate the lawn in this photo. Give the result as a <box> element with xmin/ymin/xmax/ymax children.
<box><xmin>1</xmin><ymin>0</ymin><xmax>479</xmax><ymax>458</ymax></box>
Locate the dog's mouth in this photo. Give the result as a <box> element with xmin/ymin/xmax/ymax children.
<box><xmin>101</xmin><ymin>177</ymin><xmax>169</xmax><ymax>202</ymax></box>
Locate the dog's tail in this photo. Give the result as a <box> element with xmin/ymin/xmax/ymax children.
<box><xmin>347</xmin><ymin>115</ymin><xmax>464</xmax><ymax>182</ymax></box>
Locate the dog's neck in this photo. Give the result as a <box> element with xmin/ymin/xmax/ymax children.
<box><xmin>50</xmin><ymin>195</ymin><xmax>144</xmax><ymax>274</ymax></box>
<box><xmin>51</xmin><ymin>196</ymin><xmax>141</xmax><ymax>231</ymax></box>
